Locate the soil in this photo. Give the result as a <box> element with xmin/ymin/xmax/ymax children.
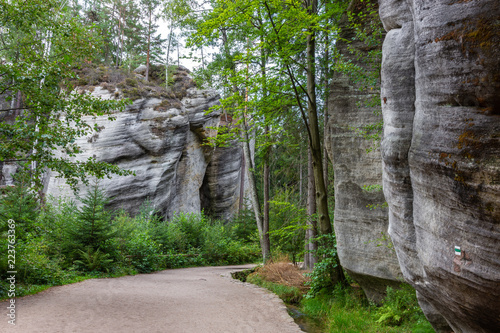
<box><xmin>1</xmin><ymin>265</ymin><xmax>303</xmax><ymax>333</ymax></box>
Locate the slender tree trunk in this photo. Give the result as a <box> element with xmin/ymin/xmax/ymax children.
<box><xmin>304</xmin><ymin>147</ymin><xmax>318</xmax><ymax>269</ymax></box>
<box><xmin>239</xmin><ymin>150</ymin><xmax>245</xmax><ymax>212</ymax></box>
<box><xmin>299</xmin><ymin>145</ymin><xmax>303</xmax><ymax>205</ymax></box>
<box><xmin>305</xmin><ymin>0</ymin><xmax>345</xmax><ymax>283</ymax></box>
<box><xmin>166</xmin><ymin>23</ymin><xmax>173</xmax><ymax>87</ymax></box>
<box><xmin>323</xmin><ymin>33</ymin><xmax>330</xmax><ymax>191</ymax></box>
<box><xmin>261</xmin><ymin>45</ymin><xmax>270</xmax><ymax>261</ymax></box>
<box><xmin>263</xmin><ymin>125</ymin><xmax>271</xmax><ymax>261</ymax></box>
<box><xmin>221</xmin><ymin>28</ymin><xmax>232</xmax><ymax>119</ymax></box>
<box><xmin>305</xmin><ymin>0</ymin><xmax>330</xmax><ymax>236</ymax></box>
<box><xmin>242</xmin><ymin>120</ymin><xmax>269</xmax><ymax>261</ymax></box>
<box><xmin>145</xmin><ymin>9</ymin><xmax>152</xmax><ymax>81</ymax></box>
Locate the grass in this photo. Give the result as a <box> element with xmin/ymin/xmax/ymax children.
<box><xmin>247</xmin><ymin>273</ymin><xmax>304</xmax><ymax>304</ymax></box>
<box><xmin>245</xmin><ymin>258</ymin><xmax>435</xmax><ymax>333</ymax></box>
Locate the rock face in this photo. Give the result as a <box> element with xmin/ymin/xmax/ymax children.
<box><xmin>379</xmin><ymin>0</ymin><xmax>500</xmax><ymax>332</ymax></box>
<box><xmin>45</xmin><ymin>70</ymin><xmax>245</xmax><ymax>221</ymax></box>
<box><xmin>327</xmin><ymin>0</ymin><xmax>402</xmax><ymax>304</ymax></box>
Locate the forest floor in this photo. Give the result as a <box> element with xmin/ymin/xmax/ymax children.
<box><xmin>0</xmin><ymin>265</ymin><xmax>303</xmax><ymax>333</ymax></box>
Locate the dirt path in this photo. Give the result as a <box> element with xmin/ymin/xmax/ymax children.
<box><xmin>1</xmin><ymin>265</ymin><xmax>303</xmax><ymax>333</ymax></box>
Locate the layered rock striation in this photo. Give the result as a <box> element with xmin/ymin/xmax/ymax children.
<box><xmin>45</xmin><ymin>68</ymin><xmax>245</xmax><ymax>221</ymax></box>
<box><xmin>380</xmin><ymin>0</ymin><xmax>500</xmax><ymax>332</ymax></box>
<box><xmin>327</xmin><ymin>0</ymin><xmax>402</xmax><ymax>304</ymax></box>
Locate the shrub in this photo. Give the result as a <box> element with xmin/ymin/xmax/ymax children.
<box><xmin>375</xmin><ymin>284</ymin><xmax>424</xmax><ymax>326</ymax></box>
<box><xmin>16</xmin><ymin>239</ymin><xmax>65</xmax><ymax>285</ymax></box>
<box><xmin>121</xmin><ymin>231</ymin><xmax>162</xmax><ymax>273</ymax></box>
<box><xmin>152</xmin><ymin>212</ymin><xmax>206</xmax><ymax>253</ymax></box>
<box><xmin>73</xmin><ymin>247</ymin><xmax>114</xmax><ymax>272</ymax></box>
<box><xmin>229</xmin><ymin>208</ymin><xmax>258</xmax><ymax>244</ymax></box>
<box><xmin>0</xmin><ymin>173</ymin><xmax>40</xmax><ymax>242</ymax></box>
<box><xmin>305</xmin><ymin>233</ymin><xmax>342</xmax><ymax>297</ymax></box>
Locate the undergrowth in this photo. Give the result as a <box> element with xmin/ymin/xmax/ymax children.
<box><xmin>0</xmin><ymin>185</ymin><xmax>261</xmax><ymax>300</ymax></box>
<box><xmin>247</xmin><ymin>258</ymin><xmax>434</xmax><ymax>333</ymax></box>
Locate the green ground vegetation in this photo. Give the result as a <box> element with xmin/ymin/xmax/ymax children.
<box><xmin>246</xmin><ymin>254</ymin><xmax>434</xmax><ymax>333</ymax></box>
<box><xmin>0</xmin><ymin>183</ymin><xmax>261</xmax><ymax>300</ymax></box>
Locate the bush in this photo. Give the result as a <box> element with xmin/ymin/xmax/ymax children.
<box><xmin>152</xmin><ymin>212</ymin><xmax>205</xmax><ymax>252</ymax></box>
<box><xmin>0</xmin><ymin>173</ymin><xmax>40</xmax><ymax>242</ymax></box>
<box><xmin>375</xmin><ymin>284</ymin><xmax>425</xmax><ymax>326</ymax></box>
<box><xmin>73</xmin><ymin>247</ymin><xmax>114</xmax><ymax>272</ymax></box>
<box><xmin>121</xmin><ymin>231</ymin><xmax>162</xmax><ymax>273</ymax></box>
<box><xmin>16</xmin><ymin>239</ymin><xmax>65</xmax><ymax>285</ymax></box>
<box><xmin>306</xmin><ymin>233</ymin><xmax>342</xmax><ymax>297</ymax></box>
<box><xmin>268</xmin><ymin>189</ymin><xmax>307</xmax><ymax>263</ymax></box>
<box><xmin>228</xmin><ymin>208</ymin><xmax>258</xmax><ymax>244</ymax></box>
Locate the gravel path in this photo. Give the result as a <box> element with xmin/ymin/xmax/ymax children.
<box><xmin>1</xmin><ymin>265</ymin><xmax>303</xmax><ymax>333</ymax></box>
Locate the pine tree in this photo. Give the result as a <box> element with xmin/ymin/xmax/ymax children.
<box><xmin>68</xmin><ymin>184</ymin><xmax>116</xmax><ymax>255</ymax></box>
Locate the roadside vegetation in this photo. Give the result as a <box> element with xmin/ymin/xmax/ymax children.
<box><xmin>0</xmin><ymin>181</ymin><xmax>260</xmax><ymax>300</ymax></box>
<box><xmin>245</xmin><ymin>256</ymin><xmax>435</xmax><ymax>333</ymax></box>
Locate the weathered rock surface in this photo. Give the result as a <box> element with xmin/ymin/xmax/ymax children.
<box><xmin>45</xmin><ymin>69</ymin><xmax>245</xmax><ymax>221</ymax></box>
<box><xmin>327</xmin><ymin>0</ymin><xmax>402</xmax><ymax>304</ymax></box>
<box><xmin>380</xmin><ymin>0</ymin><xmax>500</xmax><ymax>332</ymax></box>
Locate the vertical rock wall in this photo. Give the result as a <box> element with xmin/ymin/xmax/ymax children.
<box><xmin>327</xmin><ymin>0</ymin><xmax>402</xmax><ymax>303</ymax></box>
<box><xmin>380</xmin><ymin>0</ymin><xmax>500</xmax><ymax>332</ymax></box>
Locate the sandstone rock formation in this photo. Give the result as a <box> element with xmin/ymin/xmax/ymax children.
<box><xmin>44</xmin><ymin>67</ymin><xmax>245</xmax><ymax>221</ymax></box>
<box><xmin>379</xmin><ymin>0</ymin><xmax>500</xmax><ymax>332</ymax></box>
<box><xmin>327</xmin><ymin>0</ymin><xmax>402</xmax><ymax>304</ymax></box>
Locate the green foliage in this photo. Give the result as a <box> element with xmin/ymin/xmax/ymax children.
<box><xmin>268</xmin><ymin>189</ymin><xmax>308</xmax><ymax>263</ymax></box>
<box><xmin>16</xmin><ymin>239</ymin><xmax>65</xmax><ymax>285</ymax></box>
<box><xmin>65</xmin><ymin>184</ymin><xmax>116</xmax><ymax>264</ymax></box>
<box><xmin>0</xmin><ymin>0</ymin><xmax>132</xmax><ymax>191</ymax></box>
<box><xmin>0</xmin><ymin>173</ymin><xmax>40</xmax><ymax>241</ymax></box>
<box><xmin>152</xmin><ymin>212</ymin><xmax>260</xmax><ymax>267</ymax></box>
<box><xmin>362</xmin><ymin>184</ymin><xmax>383</xmax><ymax>192</ymax></box>
<box><xmin>73</xmin><ymin>248</ymin><xmax>114</xmax><ymax>273</ymax></box>
<box><xmin>123</xmin><ymin>231</ymin><xmax>162</xmax><ymax>273</ymax></box>
<box><xmin>247</xmin><ymin>273</ymin><xmax>303</xmax><ymax>305</ymax></box>
<box><xmin>306</xmin><ymin>233</ymin><xmax>341</xmax><ymax>298</ymax></box>
<box><xmin>375</xmin><ymin>284</ymin><xmax>424</xmax><ymax>326</ymax></box>
<box><xmin>229</xmin><ymin>208</ymin><xmax>259</xmax><ymax>244</ymax></box>
<box><xmin>152</xmin><ymin>212</ymin><xmax>206</xmax><ymax>253</ymax></box>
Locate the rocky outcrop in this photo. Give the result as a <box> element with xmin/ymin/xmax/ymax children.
<box><xmin>44</xmin><ymin>68</ymin><xmax>245</xmax><ymax>221</ymax></box>
<box><xmin>326</xmin><ymin>0</ymin><xmax>402</xmax><ymax>304</ymax></box>
<box><xmin>380</xmin><ymin>1</ymin><xmax>500</xmax><ymax>332</ymax></box>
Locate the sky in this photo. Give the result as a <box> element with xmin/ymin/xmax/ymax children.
<box><xmin>157</xmin><ymin>20</ymin><xmax>208</xmax><ymax>72</ymax></box>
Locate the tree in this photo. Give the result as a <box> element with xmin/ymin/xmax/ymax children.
<box><xmin>139</xmin><ymin>0</ymin><xmax>163</xmax><ymax>81</ymax></box>
<box><xmin>188</xmin><ymin>1</ymin><xmax>350</xmax><ymax>282</ymax></box>
<box><xmin>0</xmin><ymin>0</ymin><xmax>132</xmax><ymax>191</ymax></box>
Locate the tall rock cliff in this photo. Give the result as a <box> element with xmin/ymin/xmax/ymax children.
<box><xmin>327</xmin><ymin>0</ymin><xmax>402</xmax><ymax>303</ymax></box>
<box><xmin>379</xmin><ymin>0</ymin><xmax>500</xmax><ymax>332</ymax></box>
<box><xmin>44</xmin><ymin>67</ymin><xmax>245</xmax><ymax>221</ymax></box>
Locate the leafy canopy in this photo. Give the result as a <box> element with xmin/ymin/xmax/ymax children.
<box><xmin>0</xmin><ymin>0</ymin><xmax>132</xmax><ymax>190</ymax></box>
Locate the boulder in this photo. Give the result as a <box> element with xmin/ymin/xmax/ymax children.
<box><xmin>380</xmin><ymin>0</ymin><xmax>500</xmax><ymax>332</ymax></box>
